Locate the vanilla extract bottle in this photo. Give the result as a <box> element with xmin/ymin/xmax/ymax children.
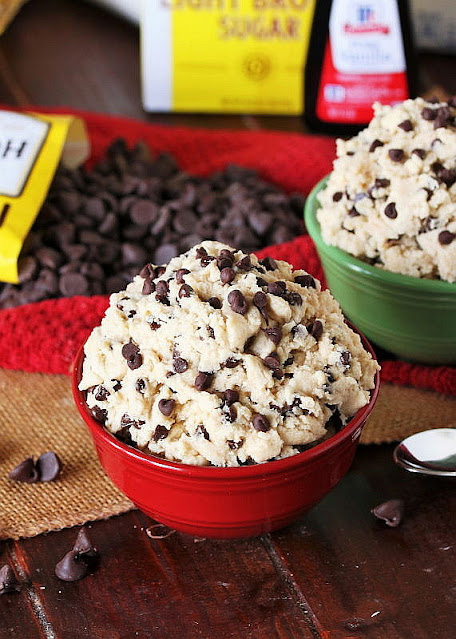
<box><xmin>304</xmin><ymin>0</ymin><xmax>416</xmax><ymax>135</ymax></box>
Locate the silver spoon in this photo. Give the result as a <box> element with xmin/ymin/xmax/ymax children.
<box><xmin>393</xmin><ymin>428</ymin><xmax>456</xmax><ymax>477</ymax></box>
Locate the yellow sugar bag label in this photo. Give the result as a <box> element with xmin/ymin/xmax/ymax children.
<box><xmin>141</xmin><ymin>0</ymin><xmax>316</xmax><ymax>114</ymax></box>
<box><xmin>0</xmin><ymin>111</ymin><xmax>89</xmax><ymax>284</ymax></box>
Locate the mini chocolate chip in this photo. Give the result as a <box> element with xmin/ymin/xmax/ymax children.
<box><xmin>208</xmin><ymin>296</ymin><xmax>222</xmax><ymax>309</ymax></box>
<box><xmin>267</xmin><ymin>281</ymin><xmax>286</xmax><ymax>296</ymax></box>
<box><xmin>369</xmin><ymin>139</ymin><xmax>383</xmax><ymax>152</ymax></box>
<box><xmin>195</xmin><ymin>246</ymin><xmax>207</xmax><ymax>257</ymax></box>
<box><xmin>200</xmin><ymin>255</ymin><xmax>215</xmax><ymax>267</ymax></box>
<box><xmin>94</xmin><ymin>385</ymin><xmax>109</xmax><ymax>401</ymax></box>
<box><xmin>412</xmin><ymin>148</ymin><xmax>427</xmax><ymax>159</ymax></box>
<box><xmin>307</xmin><ymin>320</ymin><xmax>323</xmax><ymax>341</ymax></box>
<box><xmin>422</xmin><ymin>107</ymin><xmax>437</xmax><ymax>121</ymax></box>
<box><xmin>195</xmin><ymin>372</ymin><xmax>213</xmax><ymax>391</ymax></box>
<box><xmin>122</xmin><ymin>340</ymin><xmax>139</xmax><ymax>360</ymax></box>
<box><xmin>173</xmin><ymin>357</ymin><xmax>188</xmax><ymax>373</ymax></box>
<box><xmin>224</xmin><ymin>357</ymin><xmax>240</xmax><ymax>368</ymax></box>
<box><xmin>259</xmin><ymin>257</ymin><xmax>277</xmax><ymax>271</ymax></box>
<box><xmin>228</xmin><ymin>289</ymin><xmax>248</xmax><ymax>314</ymax></box>
<box><xmin>112</xmin><ymin>380</ymin><xmax>122</xmax><ymax>392</ymax></box>
<box><xmin>153</xmin><ymin>425</ymin><xmax>169</xmax><ymax>442</ymax></box>
<box><xmin>176</xmin><ymin>268</ymin><xmax>190</xmax><ymax>284</ymax></box>
<box><xmin>220</xmin><ymin>267</ymin><xmax>235</xmax><ymax>284</ymax></box>
<box><xmin>438</xmin><ymin>230</ymin><xmax>456</xmax><ymax>245</ymax></box>
<box><xmin>253</xmin><ymin>291</ymin><xmax>267</xmax><ymax>308</ymax></box>
<box><xmin>332</xmin><ymin>191</ymin><xmax>343</xmax><ymax>202</ymax></box>
<box><xmin>398</xmin><ymin>119</ymin><xmax>413</xmax><ymax>132</ymax></box>
<box><xmin>142</xmin><ymin>278</ymin><xmax>155</xmax><ymax>295</ymax></box>
<box><xmin>384</xmin><ymin>202</ymin><xmax>398</xmax><ymax>219</ymax></box>
<box><xmin>55</xmin><ymin>551</ymin><xmax>88</xmax><ymax>582</ymax></box>
<box><xmin>128</xmin><ymin>353</ymin><xmax>143</xmax><ymax>370</ymax></box>
<box><xmin>217</xmin><ymin>257</ymin><xmax>234</xmax><ymax>271</ymax></box>
<box><xmin>252</xmin><ymin>414</ymin><xmax>270</xmax><ymax>432</ymax></box>
<box><xmin>288</xmin><ymin>291</ymin><xmax>303</xmax><ymax>306</ymax></box>
<box><xmin>371</xmin><ymin>499</ymin><xmax>404</xmax><ymax>527</ymax></box>
<box><xmin>227</xmin><ymin>439</ymin><xmax>244</xmax><ymax>450</ymax></box>
<box><xmin>237</xmin><ymin>255</ymin><xmax>252</xmax><ymax>271</ymax></box>
<box><xmin>36</xmin><ymin>452</ymin><xmax>62</xmax><ymax>482</ymax></box>
<box><xmin>155</xmin><ymin>266</ymin><xmax>166</xmax><ymax>278</ymax></box>
<box><xmin>263</xmin><ymin>327</ymin><xmax>282</xmax><ymax>345</ymax></box>
<box><xmin>196</xmin><ymin>425</ymin><xmax>210</xmax><ymax>440</ymax></box>
<box><xmin>224</xmin><ymin>389</ymin><xmax>239</xmax><ymax>405</ymax></box>
<box><xmin>72</xmin><ymin>527</ymin><xmax>98</xmax><ymax>560</ymax></box>
<box><xmin>225</xmin><ymin>405</ymin><xmax>237</xmax><ymax>422</ymax></box>
<box><xmin>135</xmin><ymin>379</ymin><xmax>145</xmax><ymax>393</ymax></box>
<box><xmin>388</xmin><ymin>149</ymin><xmax>404</xmax><ymax>163</ymax></box>
<box><xmin>139</xmin><ymin>263</ymin><xmax>155</xmax><ymax>279</ymax></box>
<box><xmin>263</xmin><ymin>354</ymin><xmax>282</xmax><ymax>373</ymax></box>
<box><xmin>374</xmin><ymin>178</ymin><xmax>391</xmax><ymax>189</ymax></box>
<box><xmin>149</xmin><ymin>321</ymin><xmax>160</xmax><ymax>331</ymax></box>
<box><xmin>294</xmin><ymin>274</ymin><xmax>316</xmax><ymax>288</ymax></box>
<box><xmin>341</xmin><ymin>351</ymin><xmax>351</xmax><ymax>366</ymax></box>
<box><xmin>8</xmin><ymin>457</ymin><xmax>39</xmax><ymax>483</ymax></box>
<box><xmin>219</xmin><ymin>249</ymin><xmax>235</xmax><ymax>261</ymax></box>
<box><xmin>0</xmin><ymin>565</ymin><xmax>20</xmax><ymax>595</ymax></box>
<box><xmin>90</xmin><ymin>406</ymin><xmax>107</xmax><ymax>423</ymax></box>
<box><xmin>348</xmin><ymin>207</ymin><xmax>360</xmax><ymax>217</ymax></box>
<box><xmin>207</xmin><ymin>325</ymin><xmax>215</xmax><ymax>339</ymax></box>
<box><xmin>178</xmin><ymin>283</ymin><xmax>194</xmax><ymax>298</ymax></box>
<box><xmin>158</xmin><ymin>398</ymin><xmax>176</xmax><ymax>416</ymax></box>
<box><xmin>284</xmin><ymin>355</ymin><xmax>294</xmax><ymax>366</ymax></box>
<box><xmin>434</xmin><ymin>105</ymin><xmax>452</xmax><ymax>129</ymax></box>
<box><xmin>156</xmin><ymin>280</ymin><xmax>169</xmax><ymax>296</ymax></box>
<box><xmin>256</xmin><ymin>277</ymin><xmax>268</xmax><ymax>288</ymax></box>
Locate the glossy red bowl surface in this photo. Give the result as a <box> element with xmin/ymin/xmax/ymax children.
<box><xmin>72</xmin><ymin>330</ymin><xmax>379</xmax><ymax>539</ymax></box>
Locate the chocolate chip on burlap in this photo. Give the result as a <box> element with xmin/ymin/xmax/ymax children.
<box><xmin>36</xmin><ymin>451</ymin><xmax>62</xmax><ymax>482</ymax></box>
<box><xmin>8</xmin><ymin>457</ymin><xmax>39</xmax><ymax>483</ymax></box>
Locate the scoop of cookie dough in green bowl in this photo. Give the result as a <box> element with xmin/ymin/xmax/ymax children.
<box><xmin>305</xmin><ymin>177</ymin><xmax>456</xmax><ymax>365</ymax></box>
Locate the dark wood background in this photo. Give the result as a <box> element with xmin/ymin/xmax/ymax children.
<box><xmin>0</xmin><ymin>1</ymin><xmax>455</xmax><ymax>638</ymax></box>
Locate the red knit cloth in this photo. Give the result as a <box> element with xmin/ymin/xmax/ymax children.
<box><xmin>0</xmin><ymin>108</ymin><xmax>455</xmax><ymax>396</ymax></box>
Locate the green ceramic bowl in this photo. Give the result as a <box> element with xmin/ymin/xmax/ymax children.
<box><xmin>305</xmin><ymin>177</ymin><xmax>456</xmax><ymax>365</ymax></box>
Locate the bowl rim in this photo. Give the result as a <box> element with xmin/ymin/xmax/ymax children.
<box><xmin>71</xmin><ymin>327</ymin><xmax>380</xmax><ymax>479</ymax></box>
<box><xmin>305</xmin><ymin>175</ymin><xmax>456</xmax><ymax>292</ymax></box>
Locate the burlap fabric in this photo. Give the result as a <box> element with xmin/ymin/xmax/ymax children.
<box><xmin>1</xmin><ymin>369</ymin><xmax>455</xmax><ymax>540</ymax></box>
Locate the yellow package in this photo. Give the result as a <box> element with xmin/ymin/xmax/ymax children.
<box><xmin>0</xmin><ymin>111</ymin><xmax>89</xmax><ymax>284</ymax></box>
<box><xmin>141</xmin><ymin>0</ymin><xmax>316</xmax><ymax>114</ymax></box>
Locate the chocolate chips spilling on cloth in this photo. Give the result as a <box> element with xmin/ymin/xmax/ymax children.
<box><xmin>1</xmin><ymin>139</ymin><xmax>305</xmax><ymax>309</ymax></box>
<box><xmin>371</xmin><ymin>499</ymin><xmax>404</xmax><ymax>527</ymax></box>
<box><xmin>8</xmin><ymin>452</ymin><xmax>62</xmax><ymax>483</ymax></box>
<box><xmin>55</xmin><ymin>527</ymin><xmax>99</xmax><ymax>582</ymax></box>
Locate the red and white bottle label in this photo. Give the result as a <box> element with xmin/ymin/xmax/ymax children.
<box><xmin>316</xmin><ymin>0</ymin><xmax>409</xmax><ymax>124</ymax></box>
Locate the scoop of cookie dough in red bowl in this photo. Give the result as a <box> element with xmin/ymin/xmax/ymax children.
<box><xmin>72</xmin><ymin>241</ymin><xmax>379</xmax><ymax>539</ymax></box>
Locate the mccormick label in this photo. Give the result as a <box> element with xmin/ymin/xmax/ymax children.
<box><xmin>316</xmin><ymin>0</ymin><xmax>409</xmax><ymax>124</ymax></box>
<box><xmin>141</xmin><ymin>0</ymin><xmax>315</xmax><ymax>114</ymax></box>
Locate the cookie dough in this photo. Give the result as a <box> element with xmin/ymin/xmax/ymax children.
<box><xmin>79</xmin><ymin>241</ymin><xmax>379</xmax><ymax>467</ymax></box>
<box><xmin>317</xmin><ymin>97</ymin><xmax>456</xmax><ymax>283</ymax></box>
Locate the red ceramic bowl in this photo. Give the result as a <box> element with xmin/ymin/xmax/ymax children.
<box><xmin>72</xmin><ymin>331</ymin><xmax>379</xmax><ymax>539</ymax></box>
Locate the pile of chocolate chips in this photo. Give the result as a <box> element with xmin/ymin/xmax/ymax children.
<box><xmin>0</xmin><ymin>139</ymin><xmax>305</xmax><ymax>309</ymax></box>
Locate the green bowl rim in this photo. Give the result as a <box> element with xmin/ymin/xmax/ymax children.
<box><xmin>304</xmin><ymin>176</ymin><xmax>456</xmax><ymax>293</ymax></box>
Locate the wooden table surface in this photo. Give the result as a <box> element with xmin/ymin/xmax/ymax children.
<box><xmin>0</xmin><ymin>1</ymin><xmax>455</xmax><ymax>638</ymax></box>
